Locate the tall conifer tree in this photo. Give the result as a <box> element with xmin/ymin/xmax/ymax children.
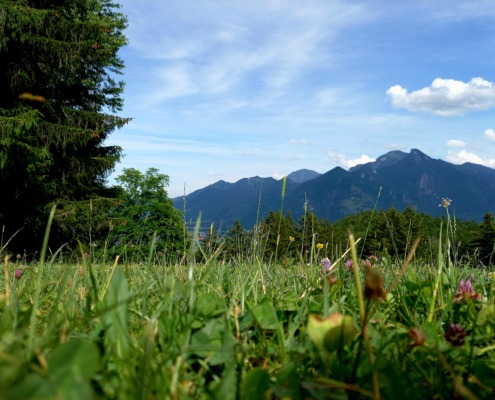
<box><xmin>0</xmin><ymin>0</ymin><xmax>128</xmax><ymax>251</ymax></box>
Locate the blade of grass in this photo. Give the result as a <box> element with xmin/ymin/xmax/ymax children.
<box><xmin>27</xmin><ymin>204</ymin><xmax>56</xmax><ymax>358</ymax></box>
<box><xmin>100</xmin><ymin>256</ymin><xmax>120</xmax><ymax>301</ymax></box>
<box><xmin>428</xmin><ymin>222</ymin><xmax>444</xmax><ymax>323</ymax></box>
<box><xmin>387</xmin><ymin>237</ymin><xmax>421</xmax><ymax>294</ymax></box>
<box><xmin>3</xmin><ymin>256</ymin><xmax>10</xmax><ymax>305</ymax></box>
<box><xmin>349</xmin><ymin>234</ymin><xmax>365</xmax><ymax>324</ymax></box>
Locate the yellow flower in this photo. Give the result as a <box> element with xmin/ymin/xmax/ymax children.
<box><xmin>316</xmin><ymin>243</ymin><xmax>324</xmax><ymax>250</ymax></box>
<box><xmin>289</xmin><ymin>236</ymin><xmax>295</xmax><ymax>242</ymax></box>
<box><xmin>489</xmin><ymin>272</ymin><xmax>495</xmax><ymax>281</ymax></box>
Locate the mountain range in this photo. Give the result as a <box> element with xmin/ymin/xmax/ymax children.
<box><xmin>174</xmin><ymin>149</ymin><xmax>495</xmax><ymax>229</ymax></box>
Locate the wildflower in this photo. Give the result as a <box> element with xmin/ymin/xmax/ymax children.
<box><xmin>316</xmin><ymin>243</ymin><xmax>324</xmax><ymax>250</ymax></box>
<box><xmin>408</xmin><ymin>328</ymin><xmax>427</xmax><ymax>347</ymax></box>
<box><xmin>289</xmin><ymin>236</ymin><xmax>295</xmax><ymax>242</ymax></box>
<box><xmin>439</xmin><ymin>198</ymin><xmax>452</xmax><ymax>208</ymax></box>
<box><xmin>345</xmin><ymin>259</ymin><xmax>353</xmax><ymax>270</ymax></box>
<box><xmin>84</xmin><ymin>252</ymin><xmax>89</xmax><ymax>259</ymax></box>
<box><xmin>364</xmin><ymin>264</ymin><xmax>386</xmax><ymax>301</ymax></box>
<box><xmin>307</xmin><ymin>313</ymin><xmax>357</xmax><ymax>352</ymax></box>
<box><xmin>454</xmin><ymin>279</ymin><xmax>480</xmax><ymax>303</ymax></box>
<box><xmin>326</xmin><ymin>275</ymin><xmax>338</xmax><ymax>286</ymax></box>
<box><xmin>489</xmin><ymin>272</ymin><xmax>495</xmax><ymax>281</ymax></box>
<box><xmin>322</xmin><ymin>257</ymin><xmax>331</xmax><ymax>272</ymax></box>
<box><xmin>14</xmin><ymin>269</ymin><xmax>23</xmax><ymax>280</ymax></box>
<box><xmin>445</xmin><ymin>324</ymin><xmax>467</xmax><ymax>346</ymax></box>
<box><xmin>368</xmin><ymin>255</ymin><xmax>379</xmax><ymax>265</ymax></box>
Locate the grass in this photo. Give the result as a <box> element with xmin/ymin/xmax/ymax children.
<box><xmin>1</xmin><ymin>215</ymin><xmax>495</xmax><ymax>399</ymax></box>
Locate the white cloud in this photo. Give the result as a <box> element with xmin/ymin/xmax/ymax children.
<box><xmin>272</xmin><ymin>169</ymin><xmax>286</xmax><ymax>180</ymax></box>
<box><xmin>484</xmin><ymin>128</ymin><xmax>495</xmax><ymax>142</ymax></box>
<box><xmin>446</xmin><ymin>139</ymin><xmax>466</xmax><ymax>148</ymax></box>
<box><xmin>290</xmin><ymin>138</ymin><xmax>309</xmax><ymax>145</ymax></box>
<box><xmin>446</xmin><ymin>150</ymin><xmax>483</xmax><ymax>164</ymax></box>
<box><xmin>387</xmin><ymin>77</ymin><xmax>495</xmax><ymax>116</ymax></box>
<box><xmin>328</xmin><ymin>152</ymin><xmax>375</xmax><ymax>169</ymax></box>
<box><xmin>446</xmin><ymin>150</ymin><xmax>495</xmax><ymax>167</ymax></box>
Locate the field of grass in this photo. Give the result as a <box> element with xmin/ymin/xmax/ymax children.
<box><xmin>1</xmin><ymin>214</ymin><xmax>495</xmax><ymax>399</ymax></box>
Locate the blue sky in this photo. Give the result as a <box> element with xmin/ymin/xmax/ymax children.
<box><xmin>108</xmin><ymin>0</ymin><xmax>495</xmax><ymax>198</ymax></box>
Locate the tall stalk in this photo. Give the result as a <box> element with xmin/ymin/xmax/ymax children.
<box><xmin>27</xmin><ymin>204</ymin><xmax>56</xmax><ymax>358</ymax></box>
<box><xmin>274</xmin><ymin>176</ymin><xmax>287</xmax><ymax>262</ymax></box>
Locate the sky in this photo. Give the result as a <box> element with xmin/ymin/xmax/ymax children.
<box><xmin>107</xmin><ymin>0</ymin><xmax>495</xmax><ymax>198</ymax></box>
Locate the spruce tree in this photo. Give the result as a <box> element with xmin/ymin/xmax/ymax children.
<box><xmin>224</xmin><ymin>220</ymin><xmax>247</xmax><ymax>259</ymax></box>
<box><xmin>478</xmin><ymin>212</ymin><xmax>495</xmax><ymax>265</ymax></box>
<box><xmin>0</xmin><ymin>0</ymin><xmax>128</xmax><ymax>252</ymax></box>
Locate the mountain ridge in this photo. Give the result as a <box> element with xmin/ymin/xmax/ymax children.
<box><xmin>174</xmin><ymin>149</ymin><xmax>495</xmax><ymax>228</ymax></box>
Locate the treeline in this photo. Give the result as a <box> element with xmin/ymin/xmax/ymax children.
<box><xmin>198</xmin><ymin>207</ymin><xmax>495</xmax><ymax>266</ymax></box>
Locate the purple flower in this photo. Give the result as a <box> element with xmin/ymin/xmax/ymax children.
<box><xmin>445</xmin><ymin>324</ymin><xmax>467</xmax><ymax>346</ymax></box>
<box><xmin>454</xmin><ymin>279</ymin><xmax>480</xmax><ymax>303</ymax></box>
<box><xmin>345</xmin><ymin>259</ymin><xmax>353</xmax><ymax>270</ymax></box>
<box><xmin>14</xmin><ymin>269</ymin><xmax>23</xmax><ymax>280</ymax></box>
<box><xmin>322</xmin><ymin>258</ymin><xmax>331</xmax><ymax>271</ymax></box>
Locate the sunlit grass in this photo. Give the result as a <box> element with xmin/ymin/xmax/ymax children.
<box><xmin>0</xmin><ymin>213</ymin><xmax>494</xmax><ymax>399</ymax></box>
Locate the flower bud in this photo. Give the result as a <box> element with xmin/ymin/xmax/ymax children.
<box><xmin>307</xmin><ymin>313</ymin><xmax>357</xmax><ymax>352</ymax></box>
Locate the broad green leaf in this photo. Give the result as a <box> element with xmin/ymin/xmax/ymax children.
<box><xmin>48</xmin><ymin>340</ymin><xmax>99</xmax><ymax>382</ymax></box>
<box><xmin>101</xmin><ymin>267</ymin><xmax>131</xmax><ymax>360</ymax></box>
<box><xmin>190</xmin><ymin>319</ymin><xmax>235</xmax><ymax>365</ymax></box>
<box><xmin>252</xmin><ymin>299</ymin><xmax>279</xmax><ymax>330</ymax></box>
<box><xmin>209</xmin><ymin>363</ymin><xmax>237</xmax><ymax>400</ymax></box>
<box><xmin>241</xmin><ymin>368</ymin><xmax>270</xmax><ymax>400</ymax></box>
<box><xmin>274</xmin><ymin>362</ymin><xmax>301</xmax><ymax>400</ymax></box>
<box><xmin>477</xmin><ymin>304</ymin><xmax>495</xmax><ymax>326</ymax></box>
<box><xmin>195</xmin><ymin>292</ymin><xmax>226</xmax><ymax>319</ymax></box>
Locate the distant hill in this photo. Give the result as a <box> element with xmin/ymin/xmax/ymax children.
<box><xmin>287</xmin><ymin>169</ymin><xmax>321</xmax><ymax>183</ymax></box>
<box><xmin>174</xmin><ymin>149</ymin><xmax>495</xmax><ymax>229</ymax></box>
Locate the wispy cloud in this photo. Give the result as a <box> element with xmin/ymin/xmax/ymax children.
<box><xmin>446</xmin><ymin>139</ymin><xmax>466</xmax><ymax>148</ymax></box>
<box><xmin>387</xmin><ymin>77</ymin><xmax>495</xmax><ymax>116</ymax></box>
<box><xmin>121</xmin><ymin>0</ymin><xmax>368</xmax><ymax>109</ymax></box>
<box><xmin>290</xmin><ymin>138</ymin><xmax>309</xmax><ymax>145</ymax></box>
<box><xmin>113</xmin><ymin>135</ymin><xmax>240</xmax><ymax>158</ymax></box>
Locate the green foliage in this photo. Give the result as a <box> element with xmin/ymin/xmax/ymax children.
<box><xmin>1</xmin><ymin>241</ymin><xmax>494</xmax><ymax>398</ymax></box>
<box><xmin>259</xmin><ymin>211</ymin><xmax>297</xmax><ymax>261</ymax></box>
<box><xmin>52</xmin><ymin>196</ymin><xmax>119</xmax><ymax>252</ymax></box>
<box><xmin>108</xmin><ymin>168</ymin><xmax>185</xmax><ymax>260</ymax></box>
<box><xmin>0</xmin><ymin>0</ymin><xmax>128</xmax><ymax>253</ymax></box>
<box><xmin>477</xmin><ymin>212</ymin><xmax>495</xmax><ymax>265</ymax></box>
<box><xmin>7</xmin><ymin>340</ymin><xmax>100</xmax><ymax>400</ymax></box>
<box><xmin>223</xmin><ymin>220</ymin><xmax>249</xmax><ymax>259</ymax></box>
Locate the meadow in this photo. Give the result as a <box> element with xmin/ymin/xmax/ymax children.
<box><xmin>1</xmin><ymin>209</ymin><xmax>494</xmax><ymax>400</ymax></box>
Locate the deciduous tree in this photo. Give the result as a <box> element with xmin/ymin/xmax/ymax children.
<box><xmin>108</xmin><ymin>168</ymin><xmax>185</xmax><ymax>260</ymax></box>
